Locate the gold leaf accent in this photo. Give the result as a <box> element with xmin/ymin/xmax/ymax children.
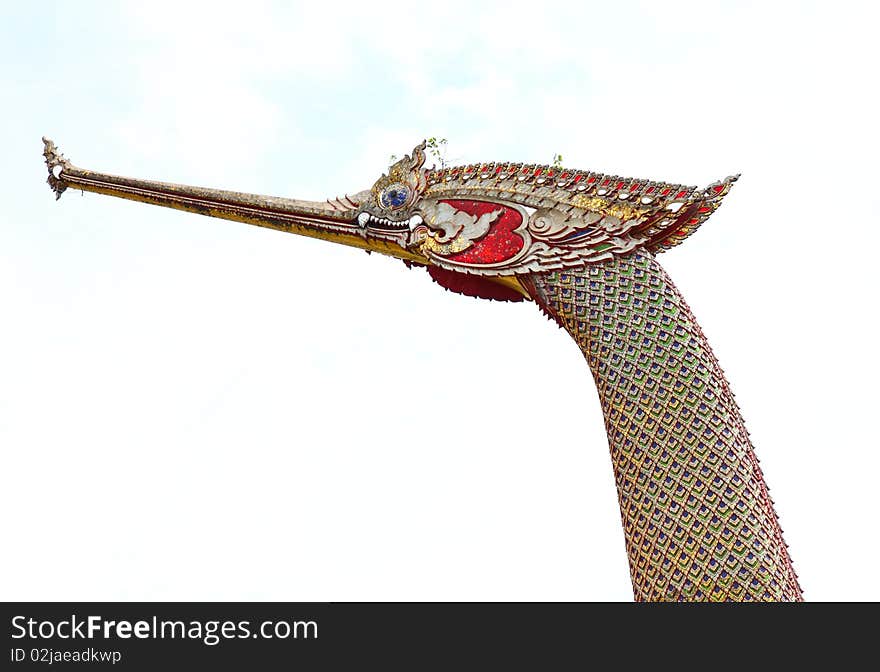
<box><xmin>420</xmin><ymin>232</ymin><xmax>473</xmax><ymax>256</ymax></box>
<box><xmin>572</xmin><ymin>195</ymin><xmax>642</xmax><ymax>221</ymax></box>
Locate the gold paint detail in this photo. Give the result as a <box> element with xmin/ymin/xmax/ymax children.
<box><xmin>571</xmin><ymin>195</ymin><xmax>644</xmax><ymax>221</ymax></box>
<box><xmin>420</xmin><ymin>232</ymin><xmax>473</xmax><ymax>256</ymax></box>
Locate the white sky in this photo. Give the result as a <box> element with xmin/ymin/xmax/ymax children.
<box><xmin>2</xmin><ymin>1</ymin><xmax>878</xmax><ymax>601</ymax></box>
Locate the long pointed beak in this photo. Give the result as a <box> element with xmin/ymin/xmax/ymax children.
<box><xmin>42</xmin><ymin>137</ymin><xmax>427</xmax><ymax>264</ymax></box>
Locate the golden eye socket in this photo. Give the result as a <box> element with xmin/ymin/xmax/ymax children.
<box><xmin>380</xmin><ymin>184</ymin><xmax>410</xmax><ymax>209</ymax></box>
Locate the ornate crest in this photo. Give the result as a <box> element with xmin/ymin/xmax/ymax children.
<box><xmin>357</xmin><ymin>142</ymin><xmax>429</xmax><ymax>228</ymax></box>
<box><xmin>407</xmin><ymin>166</ymin><xmax>739</xmax><ymax>277</ymax></box>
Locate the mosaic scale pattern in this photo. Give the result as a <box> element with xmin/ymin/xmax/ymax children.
<box><xmin>526</xmin><ymin>254</ymin><xmax>802</xmax><ymax>601</ymax></box>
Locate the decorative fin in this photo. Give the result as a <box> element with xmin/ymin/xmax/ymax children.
<box><xmin>426</xmin><ymin>266</ymin><xmax>524</xmax><ymax>302</ymax></box>
<box><xmin>644</xmin><ymin>174</ymin><xmax>741</xmax><ymax>253</ymax></box>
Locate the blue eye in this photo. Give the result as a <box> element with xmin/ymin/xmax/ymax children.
<box><xmin>380</xmin><ymin>184</ymin><xmax>409</xmax><ymax>209</ymax></box>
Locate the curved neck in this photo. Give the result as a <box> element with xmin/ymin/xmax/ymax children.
<box><xmin>524</xmin><ymin>253</ymin><xmax>802</xmax><ymax>601</ymax></box>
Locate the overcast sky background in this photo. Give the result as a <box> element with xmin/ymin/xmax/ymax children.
<box><xmin>2</xmin><ymin>1</ymin><xmax>878</xmax><ymax>601</ymax></box>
